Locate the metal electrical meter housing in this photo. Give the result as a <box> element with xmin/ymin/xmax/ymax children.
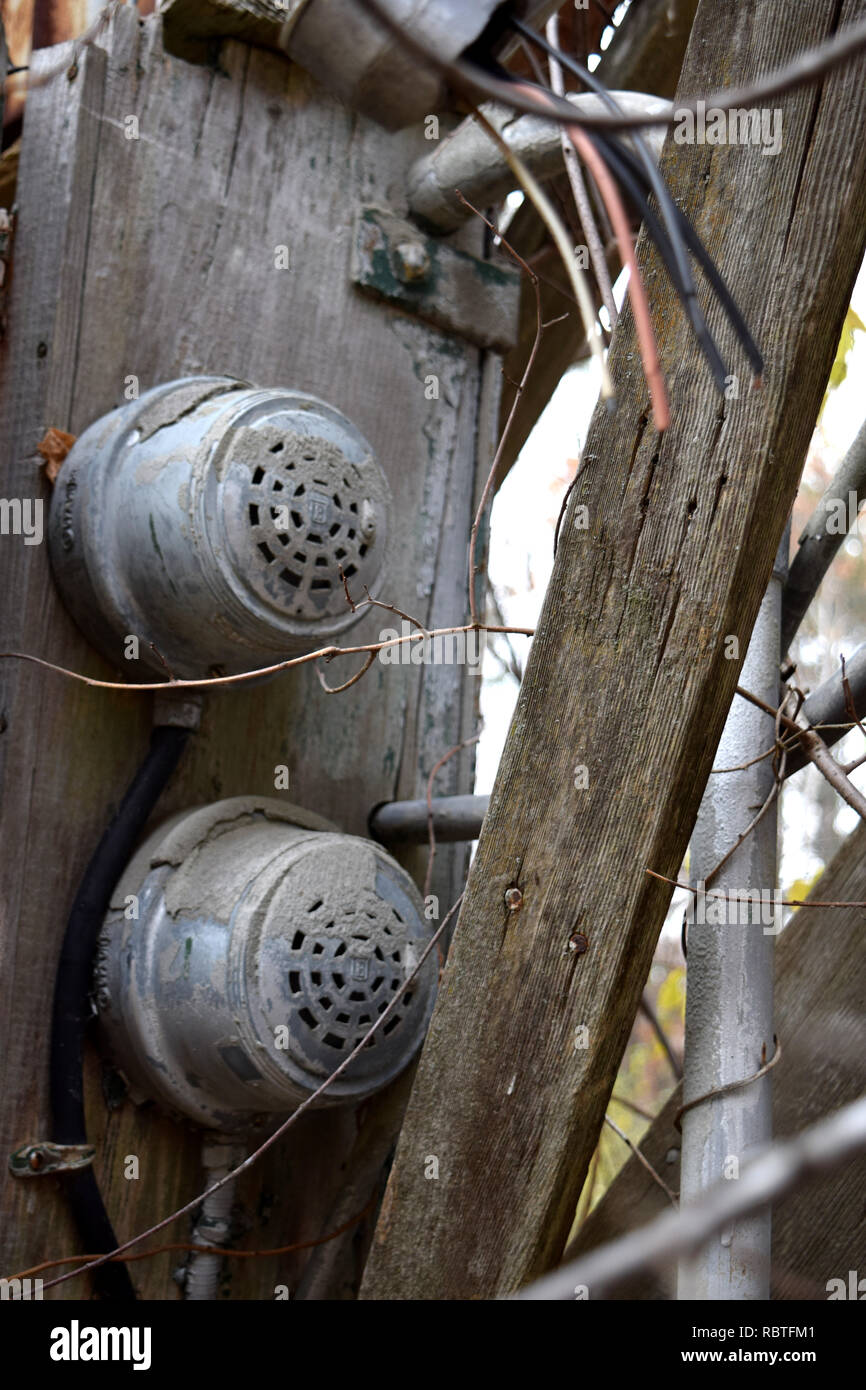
<box><xmin>48</xmin><ymin>377</ymin><xmax>391</xmax><ymax>679</ymax></box>
<box><xmin>95</xmin><ymin>798</ymin><xmax>438</xmax><ymax>1131</ymax></box>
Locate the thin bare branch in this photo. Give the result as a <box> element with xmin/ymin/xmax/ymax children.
<box><xmin>520</xmin><ymin>1096</ymin><xmax>866</xmax><ymax>1299</ymax></box>
<box><xmin>603</xmin><ymin>1115</ymin><xmax>678</xmax><ymax>1208</ymax></box>
<box><xmin>424</xmin><ymin>734</ymin><xmax>481</xmax><ymax>901</ymax></box>
<box><xmin>0</xmin><ymin>623</ymin><xmax>534</xmax><ymax>695</ymax></box>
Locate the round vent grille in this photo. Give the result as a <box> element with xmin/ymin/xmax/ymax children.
<box><xmin>95</xmin><ymin>799</ymin><xmax>436</xmax><ymax>1130</ymax></box>
<box><xmin>48</xmin><ymin>377</ymin><xmax>390</xmax><ymax>680</ymax></box>
<box><xmin>248</xmin><ymin>834</ymin><xmax>431</xmax><ymax>1094</ymax></box>
<box><xmin>281</xmin><ymin>868</ymin><xmax>416</xmax><ymax>1060</ymax></box>
<box><xmin>223</xmin><ymin>424</ymin><xmax>381</xmax><ymax>621</ymax></box>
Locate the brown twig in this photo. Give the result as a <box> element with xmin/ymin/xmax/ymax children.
<box><xmin>736</xmin><ymin>682</ymin><xmax>866</xmax><ymax>823</ymax></box>
<box><xmin>553</xmin><ymin>456</ymin><xmax>588</xmax><ymax>557</ymax></box>
<box><xmin>316</xmin><ymin>652</ymin><xmax>376</xmax><ymax>694</ymax></box>
<box><xmin>423</xmin><ymin>732</ymin><xmax>482</xmax><ymax>901</ymax></box>
<box><xmin>340</xmin><ymin>573</ymin><xmax>431</xmax><ymax>639</ymax></box>
<box><xmin>0</xmin><ymin>623</ymin><xmax>534</xmax><ymax>695</ymax></box>
<box><xmin>646</xmin><ymin>867</ymin><xmax>866</xmax><ymax>909</ymax></box>
<box><xmin>604</xmin><ymin>1114</ymin><xmax>678</xmax><ymax>1208</ymax></box>
<box><xmin>798</xmin><ymin>727</ymin><xmax>866</xmax><ymax>823</ymax></box>
<box><xmin>485</xmin><ymin>582</ymin><xmax>524</xmax><ymax>684</ymax></box>
<box><xmin>609</xmin><ymin>1092</ymin><xmax>656</xmax><ymax>1123</ymax></box>
<box><xmin>674</xmin><ymin>1037</ymin><xmax>782</xmax><ymax>1133</ymax></box>
<box><xmin>639</xmin><ymin>993</ymin><xmax>682</xmax><ymax>1081</ymax></box>
<box><xmin>841</xmin><ymin>651</ymin><xmax>866</xmax><ymax>742</ymax></box>
<box><xmin>7</xmin><ymin>1195</ymin><xmax>375</xmax><ymax>1285</ymax></box>
<box><xmin>148</xmin><ymin>642</ymin><xmax>176</xmax><ymax>683</ymax></box>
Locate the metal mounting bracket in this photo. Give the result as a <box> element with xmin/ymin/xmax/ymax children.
<box><xmin>351</xmin><ymin>207</ymin><xmax>521</xmax><ymax>353</ymax></box>
<box><xmin>9</xmin><ymin>1141</ymin><xmax>96</xmax><ymax>1177</ymax></box>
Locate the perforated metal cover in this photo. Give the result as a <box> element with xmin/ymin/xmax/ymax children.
<box><xmin>251</xmin><ymin>836</ymin><xmax>426</xmax><ymax>1083</ymax></box>
<box><xmin>95</xmin><ymin>799</ymin><xmax>437</xmax><ymax>1130</ymax></box>
<box><xmin>48</xmin><ymin>378</ymin><xmax>390</xmax><ymax>679</ymax></box>
<box><xmin>218</xmin><ymin>422</ymin><xmax>382</xmax><ymax>622</ymax></box>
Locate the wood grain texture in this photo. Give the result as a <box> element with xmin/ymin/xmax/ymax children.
<box><xmin>360</xmin><ymin>0</ymin><xmax>866</xmax><ymax>1300</ymax></box>
<box><xmin>0</xmin><ymin>10</ymin><xmax>496</xmax><ymax>1297</ymax></box>
<box><xmin>566</xmin><ymin>820</ymin><xmax>866</xmax><ymax>1300</ymax></box>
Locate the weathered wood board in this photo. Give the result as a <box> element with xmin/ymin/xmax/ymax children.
<box><xmin>0</xmin><ymin>8</ymin><xmax>501</xmax><ymax>1298</ymax></box>
<box><xmin>361</xmin><ymin>0</ymin><xmax>866</xmax><ymax>1300</ymax></box>
<box><xmin>566</xmin><ymin>819</ymin><xmax>866</xmax><ymax>1299</ymax></box>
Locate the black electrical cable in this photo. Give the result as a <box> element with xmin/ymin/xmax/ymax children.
<box><xmin>354</xmin><ymin>0</ymin><xmax>866</xmax><ymax>133</ymax></box>
<box><xmin>588</xmin><ymin>129</ymin><xmax>733</xmax><ymax>387</ymax></box>
<box><xmin>496</xmin><ymin>64</ymin><xmax>733</xmax><ymax>389</ymax></box>
<box><xmin>496</xmin><ymin>42</ymin><xmax>764</xmax><ymax>386</ymax></box>
<box><xmin>576</xmin><ymin>126</ymin><xmax>735</xmax><ymax>387</ymax></box>
<box><xmin>461</xmin><ymin>36</ymin><xmax>733</xmax><ymax>392</ymax></box>
<box><xmin>600</xmin><ymin>131</ymin><xmax>764</xmax><ymax>378</ymax></box>
<box><xmin>50</xmin><ymin>723</ymin><xmax>191</xmax><ymax>1300</ymax></box>
<box><xmin>508</xmin><ymin>21</ymin><xmax>750</xmax><ymax>393</ymax></box>
<box><xmin>510</xmin><ymin>17</ymin><xmax>713</xmax><ymax>373</ymax></box>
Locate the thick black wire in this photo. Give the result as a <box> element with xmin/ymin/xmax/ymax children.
<box><xmin>50</xmin><ymin>723</ymin><xmax>190</xmax><ymax>1300</ymax></box>
<box><xmin>502</xmin><ymin>32</ymin><xmax>764</xmax><ymax>385</ymax></box>
<box><xmin>580</xmin><ymin>131</ymin><xmax>729</xmax><ymax>383</ymax></box>
<box><xmin>353</xmin><ymin>0</ymin><xmax>866</xmax><ymax>132</ymax></box>
<box><xmin>510</xmin><ymin>17</ymin><xmax>713</xmax><ymax>374</ymax></box>
<box><xmin>488</xmin><ymin>66</ymin><xmax>730</xmax><ymax>390</ymax></box>
<box><xmin>601</xmin><ymin>132</ymin><xmax>764</xmax><ymax>378</ymax></box>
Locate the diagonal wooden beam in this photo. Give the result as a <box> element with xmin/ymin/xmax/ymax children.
<box><xmin>361</xmin><ymin>0</ymin><xmax>866</xmax><ymax>1299</ymax></box>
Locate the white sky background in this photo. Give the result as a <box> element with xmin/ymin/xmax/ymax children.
<box><xmin>476</xmin><ymin>251</ymin><xmax>866</xmax><ymax>928</ymax></box>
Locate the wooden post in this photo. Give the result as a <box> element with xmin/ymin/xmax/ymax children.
<box><xmin>0</xmin><ymin>10</ymin><xmax>503</xmax><ymax>1297</ymax></box>
<box><xmin>361</xmin><ymin>0</ymin><xmax>866</xmax><ymax>1300</ymax></box>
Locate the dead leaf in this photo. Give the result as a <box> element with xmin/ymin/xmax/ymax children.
<box><xmin>37</xmin><ymin>428</ymin><xmax>76</xmax><ymax>483</ymax></box>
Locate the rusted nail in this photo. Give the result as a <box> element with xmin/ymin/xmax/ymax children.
<box><xmin>567</xmin><ymin>931</ymin><xmax>588</xmax><ymax>955</ymax></box>
<box><xmin>504</xmin><ymin>886</ymin><xmax>523</xmax><ymax>913</ymax></box>
<box><xmin>393</xmin><ymin>241</ymin><xmax>431</xmax><ymax>284</ymax></box>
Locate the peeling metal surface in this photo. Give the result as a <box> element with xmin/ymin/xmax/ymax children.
<box><xmin>96</xmin><ymin>797</ymin><xmax>438</xmax><ymax>1131</ymax></box>
<box><xmin>48</xmin><ymin>377</ymin><xmax>391</xmax><ymax>679</ymax></box>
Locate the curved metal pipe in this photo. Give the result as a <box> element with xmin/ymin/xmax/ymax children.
<box><xmin>407</xmin><ymin>92</ymin><xmax>671</xmax><ymax>231</ymax></box>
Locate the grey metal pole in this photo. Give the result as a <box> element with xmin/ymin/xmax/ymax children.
<box><xmin>406</xmin><ymin>94</ymin><xmax>670</xmax><ymax>232</ymax></box>
<box><xmin>677</xmin><ymin>537</ymin><xmax>787</xmax><ymax>1299</ymax></box>
<box><xmin>369</xmin><ymin>794</ymin><xmax>489</xmax><ymax>845</ymax></box>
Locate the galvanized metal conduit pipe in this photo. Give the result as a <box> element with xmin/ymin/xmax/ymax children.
<box><xmin>369</xmin><ymin>794</ymin><xmax>490</xmax><ymax>845</ymax></box>
<box><xmin>677</xmin><ymin>536</ymin><xmax>788</xmax><ymax>1300</ymax></box>
<box><xmin>370</xmin><ymin>647</ymin><xmax>866</xmax><ymax>847</ymax></box>
<box><xmin>407</xmin><ymin>94</ymin><xmax>671</xmax><ymax>232</ymax></box>
<box><xmin>278</xmin><ymin>0</ymin><xmax>503</xmax><ymax>130</ymax></box>
<box><xmin>184</xmin><ymin>1138</ymin><xmax>246</xmax><ymax>1301</ymax></box>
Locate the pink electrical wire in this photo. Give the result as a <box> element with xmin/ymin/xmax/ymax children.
<box><xmin>516</xmin><ymin>82</ymin><xmax>670</xmax><ymax>432</ymax></box>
